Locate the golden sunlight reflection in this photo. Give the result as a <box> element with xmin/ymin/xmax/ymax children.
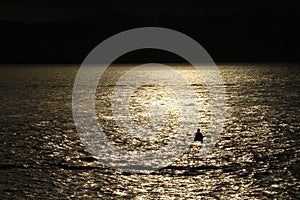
<box><xmin>95</xmin><ymin>64</ymin><xmax>210</xmax><ymax>152</ymax></box>
<box><xmin>1</xmin><ymin>64</ymin><xmax>298</xmax><ymax>199</ymax></box>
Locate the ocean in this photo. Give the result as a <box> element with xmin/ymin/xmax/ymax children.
<box><xmin>0</xmin><ymin>63</ymin><xmax>299</xmax><ymax>199</ymax></box>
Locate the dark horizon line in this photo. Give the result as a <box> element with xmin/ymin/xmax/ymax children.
<box><xmin>1</xmin><ymin>61</ymin><xmax>299</xmax><ymax>65</ymax></box>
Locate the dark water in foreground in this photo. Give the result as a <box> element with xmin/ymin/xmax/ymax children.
<box><xmin>0</xmin><ymin>64</ymin><xmax>299</xmax><ymax>199</ymax></box>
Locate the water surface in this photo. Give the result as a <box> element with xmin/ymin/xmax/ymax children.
<box><xmin>0</xmin><ymin>64</ymin><xmax>299</xmax><ymax>199</ymax></box>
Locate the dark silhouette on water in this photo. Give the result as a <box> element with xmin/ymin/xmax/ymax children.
<box><xmin>194</xmin><ymin>128</ymin><xmax>203</xmax><ymax>142</ymax></box>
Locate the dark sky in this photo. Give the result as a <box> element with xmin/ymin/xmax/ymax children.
<box><xmin>0</xmin><ymin>0</ymin><xmax>300</xmax><ymax>63</ymax></box>
<box><xmin>1</xmin><ymin>0</ymin><xmax>299</xmax><ymax>22</ymax></box>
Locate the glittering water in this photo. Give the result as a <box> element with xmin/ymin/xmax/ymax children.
<box><xmin>0</xmin><ymin>64</ymin><xmax>299</xmax><ymax>199</ymax></box>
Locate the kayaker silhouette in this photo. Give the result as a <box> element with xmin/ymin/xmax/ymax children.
<box><xmin>194</xmin><ymin>128</ymin><xmax>203</xmax><ymax>142</ymax></box>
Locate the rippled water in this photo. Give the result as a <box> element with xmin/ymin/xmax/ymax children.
<box><xmin>0</xmin><ymin>64</ymin><xmax>299</xmax><ymax>199</ymax></box>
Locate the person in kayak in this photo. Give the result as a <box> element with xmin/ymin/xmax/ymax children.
<box><xmin>194</xmin><ymin>128</ymin><xmax>203</xmax><ymax>142</ymax></box>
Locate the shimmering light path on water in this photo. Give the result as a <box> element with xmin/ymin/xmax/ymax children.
<box><xmin>0</xmin><ymin>64</ymin><xmax>299</xmax><ymax>199</ymax></box>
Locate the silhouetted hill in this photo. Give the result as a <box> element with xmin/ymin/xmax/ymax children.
<box><xmin>0</xmin><ymin>12</ymin><xmax>299</xmax><ymax>63</ymax></box>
